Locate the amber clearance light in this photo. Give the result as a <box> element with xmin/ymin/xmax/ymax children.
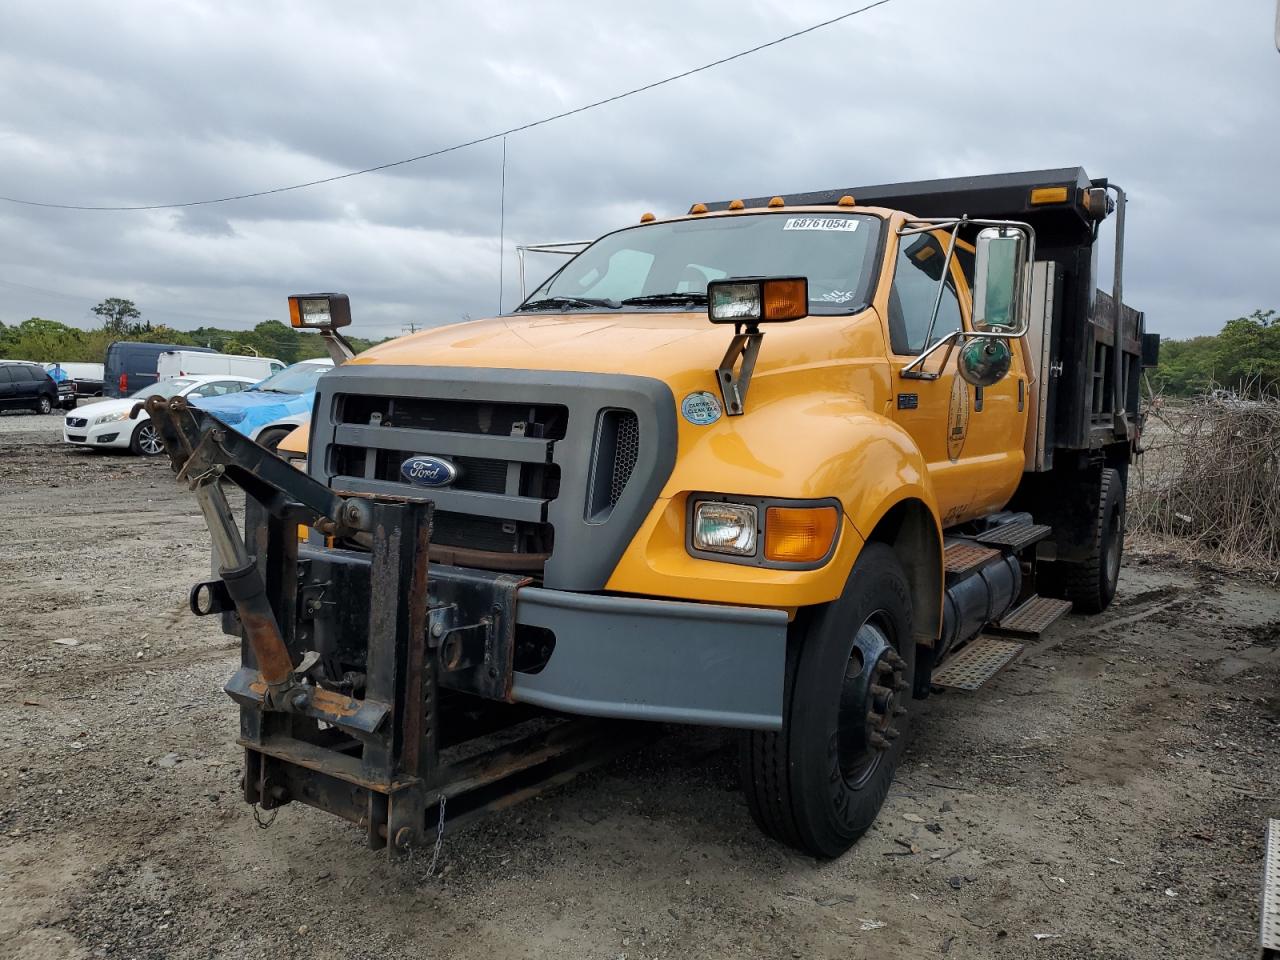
<box><xmin>764</xmin><ymin>506</ymin><xmax>839</xmax><ymax>563</ymax></box>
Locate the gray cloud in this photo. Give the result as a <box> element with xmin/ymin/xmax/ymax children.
<box><xmin>1</xmin><ymin>0</ymin><xmax>1277</xmax><ymax>339</ymax></box>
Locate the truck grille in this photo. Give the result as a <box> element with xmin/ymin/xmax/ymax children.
<box><xmin>312</xmin><ymin>366</ymin><xmax>677</xmax><ymax>591</ymax></box>
<box><xmin>328</xmin><ymin>396</ymin><xmax>568</xmax><ymax>557</ymax></box>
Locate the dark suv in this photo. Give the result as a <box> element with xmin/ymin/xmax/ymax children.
<box><xmin>0</xmin><ymin>361</ymin><xmax>75</xmax><ymax>414</ymax></box>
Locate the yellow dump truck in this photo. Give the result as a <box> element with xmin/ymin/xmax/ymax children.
<box><xmin>150</xmin><ymin>167</ymin><xmax>1155</xmax><ymax>859</ymax></box>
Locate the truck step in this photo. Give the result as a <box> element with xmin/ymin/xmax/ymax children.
<box><xmin>930</xmin><ymin>634</ymin><xmax>1024</xmax><ymax>691</ymax></box>
<box><xmin>975</xmin><ymin>521</ymin><xmax>1053</xmax><ymax>552</ymax></box>
<box><xmin>943</xmin><ymin>541</ymin><xmax>1002</xmax><ymax>577</ymax></box>
<box><xmin>1263</xmin><ymin>819</ymin><xmax>1280</xmax><ymax>956</ymax></box>
<box><xmin>991</xmin><ymin>595</ymin><xmax>1073</xmax><ymax>637</ymax></box>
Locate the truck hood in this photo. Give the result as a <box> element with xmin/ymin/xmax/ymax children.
<box><xmin>351</xmin><ymin>312</ymin><xmax>747</xmax><ymax>377</ymax></box>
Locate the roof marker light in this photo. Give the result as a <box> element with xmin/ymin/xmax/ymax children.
<box><xmin>768</xmin><ymin>196</ymin><xmax>785</xmax><ymax>208</ymax></box>
<box><xmin>1030</xmin><ymin>186</ymin><xmax>1069</xmax><ymax>205</ymax></box>
<box><xmin>640</xmin><ymin>212</ymin><xmax>656</xmax><ymax>223</ymax></box>
<box><xmin>728</xmin><ymin>199</ymin><xmax>745</xmax><ymax>210</ymax></box>
<box><xmin>837</xmin><ymin>195</ymin><xmax>856</xmax><ymax>207</ymax></box>
<box><xmin>689</xmin><ymin>202</ymin><xmax>708</xmax><ymax>214</ymax></box>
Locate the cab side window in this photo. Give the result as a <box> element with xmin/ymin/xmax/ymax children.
<box><xmin>887</xmin><ymin>232</ymin><xmax>963</xmax><ymax>355</ymax></box>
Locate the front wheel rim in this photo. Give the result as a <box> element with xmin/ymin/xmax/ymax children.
<box><xmin>138</xmin><ymin>424</ymin><xmax>163</xmax><ymax>455</ymax></box>
<box><xmin>1105</xmin><ymin>506</ymin><xmax>1123</xmax><ymax>586</ymax></box>
<box><xmin>836</xmin><ymin>617</ymin><xmax>907</xmax><ymax>790</ymax></box>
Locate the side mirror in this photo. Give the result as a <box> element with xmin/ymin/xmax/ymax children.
<box><xmin>289</xmin><ymin>293</ymin><xmax>352</xmax><ymax>330</ymax></box>
<box><xmin>972</xmin><ymin>227</ymin><xmax>1027</xmax><ymax>334</ymax></box>
<box><xmin>957</xmin><ymin>337</ymin><xmax>1012</xmax><ymax>387</ymax></box>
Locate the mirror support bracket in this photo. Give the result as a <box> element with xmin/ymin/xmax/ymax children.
<box><xmin>716</xmin><ymin>323</ymin><xmax>763</xmax><ymax>416</ymax></box>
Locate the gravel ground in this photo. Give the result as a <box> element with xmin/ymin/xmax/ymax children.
<box><xmin>1</xmin><ymin>409</ymin><xmax>1278</xmax><ymax>960</ymax></box>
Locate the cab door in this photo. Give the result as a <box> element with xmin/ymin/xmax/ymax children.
<box><xmin>883</xmin><ymin>227</ymin><xmax>1028</xmax><ymax>527</ymax></box>
<box><xmin>0</xmin><ymin>366</ymin><xmax>14</xmax><ymax>409</ymax></box>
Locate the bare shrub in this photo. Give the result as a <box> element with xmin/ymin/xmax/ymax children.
<box><xmin>1130</xmin><ymin>381</ymin><xmax>1280</xmax><ymax>574</ymax></box>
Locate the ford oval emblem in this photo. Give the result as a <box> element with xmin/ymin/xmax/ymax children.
<box><xmin>400</xmin><ymin>455</ymin><xmax>458</xmax><ymax>487</ymax></box>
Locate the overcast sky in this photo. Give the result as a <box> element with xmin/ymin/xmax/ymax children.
<box><xmin>1</xmin><ymin>0</ymin><xmax>1277</xmax><ymax>342</ymax></box>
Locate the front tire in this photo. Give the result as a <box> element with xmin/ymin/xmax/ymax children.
<box><xmin>1063</xmin><ymin>467</ymin><xmax>1124</xmax><ymax>613</ymax></box>
<box><xmin>740</xmin><ymin>542</ymin><xmax>916</xmax><ymax>858</ymax></box>
<box><xmin>130</xmin><ymin>421</ymin><xmax>164</xmax><ymax>456</ymax></box>
<box><xmin>256</xmin><ymin>427</ymin><xmax>292</xmax><ymax>454</ymax></box>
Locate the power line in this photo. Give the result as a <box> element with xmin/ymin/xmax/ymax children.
<box><xmin>0</xmin><ymin>0</ymin><xmax>897</xmax><ymax>213</ymax></box>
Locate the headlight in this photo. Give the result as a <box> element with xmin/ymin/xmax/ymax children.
<box><xmin>692</xmin><ymin>501</ymin><xmax>758</xmax><ymax>556</ymax></box>
<box><xmin>93</xmin><ymin>410</ymin><xmax>130</xmax><ymax>426</ymax></box>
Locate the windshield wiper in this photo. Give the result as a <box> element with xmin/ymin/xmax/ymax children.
<box><xmin>619</xmin><ymin>292</ymin><xmax>708</xmax><ymax>308</ymax></box>
<box><xmin>516</xmin><ymin>296</ymin><xmax>619</xmax><ymax>311</ymax></box>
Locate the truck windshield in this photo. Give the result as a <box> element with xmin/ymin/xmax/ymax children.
<box><xmin>521</xmin><ymin>212</ymin><xmax>882</xmax><ymax>315</ymax></box>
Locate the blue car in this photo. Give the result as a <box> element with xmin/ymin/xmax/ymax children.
<box><xmin>192</xmin><ymin>358</ymin><xmax>334</xmax><ymax>450</ymax></box>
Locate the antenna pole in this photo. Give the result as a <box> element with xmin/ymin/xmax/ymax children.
<box><xmin>498</xmin><ymin>137</ymin><xmax>507</xmax><ymax>314</ymax></box>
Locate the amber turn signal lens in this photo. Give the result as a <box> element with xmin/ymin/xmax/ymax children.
<box><xmin>1030</xmin><ymin>186</ymin><xmax>1069</xmax><ymax>205</ymax></box>
<box><xmin>764</xmin><ymin>506</ymin><xmax>838</xmax><ymax>562</ymax></box>
<box><xmin>762</xmin><ymin>278</ymin><xmax>808</xmax><ymax>322</ymax></box>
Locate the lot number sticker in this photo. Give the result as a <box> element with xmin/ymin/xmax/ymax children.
<box><xmin>783</xmin><ymin>217</ymin><xmax>859</xmax><ymax>232</ymax></box>
<box><xmin>681</xmin><ymin>391</ymin><xmax>723</xmax><ymax>426</ymax></box>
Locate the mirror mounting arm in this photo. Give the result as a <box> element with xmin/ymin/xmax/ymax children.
<box><xmin>920</xmin><ymin>218</ymin><xmax>965</xmax><ymax>352</ymax></box>
<box><xmin>716</xmin><ymin>322</ymin><xmax>763</xmax><ymax>416</ymax></box>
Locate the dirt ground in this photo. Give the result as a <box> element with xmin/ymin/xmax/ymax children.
<box><xmin>2</xmin><ymin>409</ymin><xmax>1278</xmax><ymax>960</ymax></box>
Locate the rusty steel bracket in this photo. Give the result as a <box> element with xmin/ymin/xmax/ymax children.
<box><xmin>427</xmin><ymin>566</ymin><xmax>531</xmax><ymax>701</ymax></box>
<box><xmin>145</xmin><ymin>394</ymin><xmax>359</xmax><ymax>537</ymax></box>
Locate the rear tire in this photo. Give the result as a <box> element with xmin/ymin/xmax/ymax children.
<box><xmin>1063</xmin><ymin>467</ymin><xmax>1124</xmax><ymax>613</ymax></box>
<box><xmin>740</xmin><ymin>542</ymin><xmax>916</xmax><ymax>858</ymax></box>
<box><xmin>35</xmin><ymin>395</ymin><xmax>52</xmax><ymax>415</ymax></box>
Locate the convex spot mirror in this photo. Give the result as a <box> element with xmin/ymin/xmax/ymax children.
<box><xmin>957</xmin><ymin>336</ymin><xmax>1012</xmax><ymax>387</ymax></box>
<box><xmin>289</xmin><ymin>293</ymin><xmax>352</xmax><ymax>330</ymax></box>
<box><xmin>972</xmin><ymin>227</ymin><xmax>1027</xmax><ymax>334</ymax></box>
<box><xmin>708</xmin><ymin>276</ymin><xmax>808</xmax><ymax>325</ymax></box>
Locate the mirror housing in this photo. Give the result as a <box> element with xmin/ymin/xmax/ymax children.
<box><xmin>708</xmin><ymin>277</ymin><xmax>808</xmax><ymax>326</ymax></box>
<box><xmin>972</xmin><ymin>227</ymin><xmax>1027</xmax><ymax>334</ymax></box>
<box><xmin>289</xmin><ymin>293</ymin><xmax>352</xmax><ymax>330</ymax></box>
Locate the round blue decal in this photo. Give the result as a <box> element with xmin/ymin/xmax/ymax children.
<box><xmin>681</xmin><ymin>391</ymin><xmax>722</xmax><ymax>426</ymax></box>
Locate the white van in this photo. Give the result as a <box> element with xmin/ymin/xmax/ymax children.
<box><xmin>156</xmin><ymin>351</ymin><xmax>285</xmax><ymax>382</ymax></box>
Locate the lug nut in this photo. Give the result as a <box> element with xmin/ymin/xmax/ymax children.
<box><xmin>869</xmin><ymin>732</ymin><xmax>890</xmax><ymax>750</ymax></box>
<box><xmin>885</xmin><ymin>726</ymin><xmax>901</xmax><ymax>740</ymax></box>
<box><xmin>893</xmin><ymin>705</ymin><xmax>908</xmax><ymax>717</ymax></box>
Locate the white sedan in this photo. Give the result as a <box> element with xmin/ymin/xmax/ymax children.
<box><xmin>62</xmin><ymin>375</ymin><xmax>257</xmax><ymax>455</ymax></box>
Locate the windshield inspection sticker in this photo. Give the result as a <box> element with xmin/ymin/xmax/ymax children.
<box><xmin>817</xmin><ymin>290</ymin><xmax>856</xmax><ymax>303</ymax></box>
<box><xmin>681</xmin><ymin>391</ymin><xmax>723</xmax><ymax>426</ymax></box>
<box><xmin>783</xmin><ymin>217</ymin><xmax>859</xmax><ymax>232</ymax></box>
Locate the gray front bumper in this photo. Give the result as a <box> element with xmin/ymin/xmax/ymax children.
<box><xmin>511</xmin><ymin>588</ymin><xmax>788</xmax><ymax>731</ymax></box>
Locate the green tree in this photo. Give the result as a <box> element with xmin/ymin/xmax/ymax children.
<box><xmin>91</xmin><ymin>297</ymin><xmax>142</xmax><ymax>336</ymax></box>
<box><xmin>1153</xmin><ymin>309</ymin><xmax>1280</xmax><ymax>396</ymax></box>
